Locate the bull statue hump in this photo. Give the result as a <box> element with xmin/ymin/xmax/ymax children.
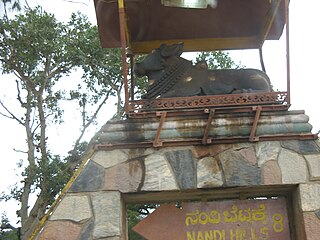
<box><xmin>134</xmin><ymin>43</ymin><xmax>272</xmax><ymax>99</ymax></box>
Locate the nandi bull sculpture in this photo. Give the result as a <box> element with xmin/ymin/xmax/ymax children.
<box><xmin>134</xmin><ymin>43</ymin><xmax>272</xmax><ymax>99</ymax></box>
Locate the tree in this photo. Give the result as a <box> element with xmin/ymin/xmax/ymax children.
<box><xmin>127</xmin><ymin>204</ymin><xmax>158</xmax><ymax>240</ymax></box>
<box><xmin>194</xmin><ymin>51</ymin><xmax>243</xmax><ymax>70</ymax></box>
<box><xmin>0</xmin><ymin>5</ymin><xmax>242</xmax><ymax>240</ymax></box>
<box><xmin>0</xmin><ymin>7</ymin><xmax>125</xmax><ymax>239</ymax></box>
<box><xmin>0</xmin><ymin>213</ymin><xmax>19</xmax><ymax>240</ymax></box>
<box><xmin>1</xmin><ymin>0</ymin><xmax>21</xmax><ymax>14</ymax></box>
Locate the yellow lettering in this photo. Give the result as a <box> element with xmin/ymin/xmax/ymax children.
<box><xmin>187</xmin><ymin>231</ymin><xmax>196</xmax><ymax>240</ymax></box>
<box><xmin>205</xmin><ymin>230</ymin><xmax>213</xmax><ymax>240</ymax></box>
<box><xmin>252</xmin><ymin>204</ymin><xmax>266</xmax><ymax>222</ymax></box>
<box><xmin>237</xmin><ymin>228</ymin><xmax>247</xmax><ymax>240</ymax></box>
<box><xmin>224</xmin><ymin>205</ymin><xmax>238</xmax><ymax>223</ymax></box>
<box><xmin>214</xmin><ymin>230</ymin><xmax>225</xmax><ymax>240</ymax></box>
<box><xmin>199</xmin><ymin>212</ymin><xmax>209</xmax><ymax>225</ymax></box>
<box><xmin>260</xmin><ymin>227</ymin><xmax>269</xmax><ymax>239</ymax></box>
<box><xmin>272</xmin><ymin>213</ymin><xmax>284</xmax><ymax>233</ymax></box>
<box><xmin>186</xmin><ymin>210</ymin><xmax>200</xmax><ymax>226</ymax></box>
<box><xmin>229</xmin><ymin>229</ymin><xmax>236</xmax><ymax>240</ymax></box>
<box><xmin>250</xmin><ymin>227</ymin><xmax>257</xmax><ymax>240</ymax></box>
<box><xmin>209</xmin><ymin>210</ymin><xmax>221</xmax><ymax>224</ymax></box>
<box><xmin>238</xmin><ymin>208</ymin><xmax>252</xmax><ymax>222</ymax></box>
<box><xmin>197</xmin><ymin>231</ymin><xmax>204</xmax><ymax>240</ymax></box>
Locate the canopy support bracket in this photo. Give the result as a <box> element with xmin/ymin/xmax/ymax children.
<box><xmin>250</xmin><ymin>106</ymin><xmax>262</xmax><ymax>142</ymax></box>
<box><xmin>202</xmin><ymin>109</ymin><xmax>215</xmax><ymax>145</ymax></box>
<box><xmin>153</xmin><ymin>111</ymin><xmax>167</xmax><ymax>147</ymax></box>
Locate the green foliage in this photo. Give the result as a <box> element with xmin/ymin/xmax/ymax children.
<box><xmin>0</xmin><ymin>7</ymin><xmax>72</xmax><ymax>124</ymax></box>
<box><xmin>127</xmin><ymin>204</ymin><xmax>158</xmax><ymax>240</ymax></box>
<box><xmin>67</xmin><ymin>12</ymin><xmax>125</xmax><ymax>119</ymax></box>
<box><xmin>0</xmin><ymin>5</ymin><xmax>242</xmax><ymax>240</ymax></box>
<box><xmin>1</xmin><ymin>8</ymin><xmax>71</xmax><ymax>76</ymax></box>
<box><xmin>0</xmin><ymin>7</ymin><xmax>127</xmax><ymax>239</ymax></box>
<box><xmin>1</xmin><ymin>0</ymin><xmax>21</xmax><ymax>13</ymax></box>
<box><xmin>133</xmin><ymin>55</ymin><xmax>149</xmax><ymax>98</ymax></box>
<box><xmin>0</xmin><ymin>213</ymin><xmax>19</xmax><ymax>240</ymax></box>
<box><xmin>195</xmin><ymin>51</ymin><xmax>243</xmax><ymax>70</ymax></box>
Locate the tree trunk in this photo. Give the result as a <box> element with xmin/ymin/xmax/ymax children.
<box><xmin>20</xmin><ymin>89</ymin><xmax>36</xmax><ymax>238</ymax></box>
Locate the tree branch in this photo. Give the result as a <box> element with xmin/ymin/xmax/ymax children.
<box><xmin>0</xmin><ymin>99</ymin><xmax>24</xmax><ymax>125</ymax></box>
<box><xmin>69</xmin><ymin>89</ymin><xmax>112</xmax><ymax>167</ymax></box>
<box><xmin>62</xmin><ymin>0</ymin><xmax>89</xmax><ymax>6</ymax></box>
<box><xmin>15</xmin><ymin>79</ymin><xmax>26</xmax><ymax>107</ymax></box>
<box><xmin>13</xmin><ymin>148</ymin><xmax>28</xmax><ymax>154</ymax></box>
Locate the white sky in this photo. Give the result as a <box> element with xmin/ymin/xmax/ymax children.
<box><xmin>0</xmin><ymin>0</ymin><xmax>320</xmax><ymax>225</ymax></box>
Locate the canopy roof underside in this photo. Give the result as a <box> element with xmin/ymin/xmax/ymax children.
<box><xmin>94</xmin><ymin>0</ymin><xmax>286</xmax><ymax>54</ymax></box>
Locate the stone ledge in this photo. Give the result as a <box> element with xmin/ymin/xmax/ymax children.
<box><xmin>96</xmin><ymin>110</ymin><xmax>315</xmax><ymax>145</ymax></box>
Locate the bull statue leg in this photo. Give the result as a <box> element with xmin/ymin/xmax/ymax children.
<box><xmin>134</xmin><ymin>43</ymin><xmax>272</xmax><ymax>99</ymax></box>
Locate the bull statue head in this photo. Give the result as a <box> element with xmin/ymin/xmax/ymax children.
<box><xmin>134</xmin><ymin>43</ymin><xmax>184</xmax><ymax>78</ymax></box>
<box><xmin>134</xmin><ymin>43</ymin><xmax>272</xmax><ymax>99</ymax></box>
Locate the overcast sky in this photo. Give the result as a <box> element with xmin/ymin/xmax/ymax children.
<box><xmin>0</xmin><ymin>0</ymin><xmax>319</xmax><ymax>225</ymax></box>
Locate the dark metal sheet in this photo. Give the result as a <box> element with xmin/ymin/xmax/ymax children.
<box><xmin>94</xmin><ymin>0</ymin><xmax>286</xmax><ymax>53</ymax></box>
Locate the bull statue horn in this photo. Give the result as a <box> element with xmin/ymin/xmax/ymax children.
<box><xmin>160</xmin><ymin>43</ymin><xmax>184</xmax><ymax>57</ymax></box>
<box><xmin>134</xmin><ymin>43</ymin><xmax>272</xmax><ymax>99</ymax></box>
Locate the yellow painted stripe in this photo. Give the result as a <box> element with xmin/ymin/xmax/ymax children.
<box><xmin>130</xmin><ymin>37</ymin><xmax>260</xmax><ymax>54</ymax></box>
<box><xmin>118</xmin><ymin>0</ymin><xmax>124</xmax><ymax>9</ymax></box>
<box><xmin>28</xmin><ymin>148</ymin><xmax>95</xmax><ymax>240</ymax></box>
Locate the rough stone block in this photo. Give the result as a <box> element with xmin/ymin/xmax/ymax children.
<box><xmin>255</xmin><ymin>141</ymin><xmax>281</xmax><ymax>167</ymax></box>
<box><xmin>299</xmin><ymin>184</ymin><xmax>320</xmax><ymax>211</ymax></box>
<box><xmin>303</xmin><ymin>212</ymin><xmax>320</xmax><ymax>240</ymax></box>
<box><xmin>237</xmin><ymin>146</ymin><xmax>257</xmax><ymax>165</ymax></box>
<box><xmin>197</xmin><ymin>156</ymin><xmax>223</xmax><ymax>188</ymax></box>
<box><xmin>219</xmin><ymin>149</ymin><xmax>261</xmax><ymax>186</ymax></box>
<box><xmin>92</xmin><ymin>191</ymin><xmax>122</xmax><ymax>239</ymax></box>
<box><xmin>36</xmin><ymin>221</ymin><xmax>82</xmax><ymax>240</ymax></box>
<box><xmin>193</xmin><ymin>144</ymin><xmax>232</xmax><ymax>158</ymax></box>
<box><xmin>104</xmin><ymin>159</ymin><xmax>143</xmax><ymax>192</ymax></box>
<box><xmin>262</xmin><ymin>160</ymin><xmax>282</xmax><ymax>185</ymax></box>
<box><xmin>104</xmin><ymin>237</ymin><xmax>121</xmax><ymax>240</ymax></box>
<box><xmin>69</xmin><ymin>161</ymin><xmax>104</xmax><ymax>192</ymax></box>
<box><xmin>165</xmin><ymin>150</ymin><xmax>196</xmax><ymax>189</ymax></box>
<box><xmin>315</xmin><ymin>209</ymin><xmax>320</xmax><ymax>220</ymax></box>
<box><xmin>142</xmin><ymin>153</ymin><xmax>178</xmax><ymax>191</ymax></box>
<box><xmin>278</xmin><ymin>149</ymin><xmax>307</xmax><ymax>184</ymax></box>
<box><xmin>50</xmin><ymin>195</ymin><xmax>92</xmax><ymax>222</ymax></box>
<box><xmin>305</xmin><ymin>154</ymin><xmax>320</xmax><ymax>180</ymax></box>
<box><xmin>79</xmin><ymin>219</ymin><xmax>94</xmax><ymax>240</ymax></box>
<box><xmin>92</xmin><ymin>149</ymin><xmax>128</xmax><ymax>168</ymax></box>
<box><xmin>281</xmin><ymin>140</ymin><xmax>320</xmax><ymax>155</ymax></box>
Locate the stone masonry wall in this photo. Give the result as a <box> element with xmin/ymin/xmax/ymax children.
<box><xmin>36</xmin><ymin>140</ymin><xmax>320</xmax><ymax>240</ymax></box>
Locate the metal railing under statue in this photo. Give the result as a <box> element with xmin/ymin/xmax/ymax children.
<box><xmin>128</xmin><ymin>42</ymin><xmax>289</xmax><ymax>118</ymax></box>
<box><xmin>92</xmin><ymin>0</ymin><xmax>318</xmax><ymax>146</ymax></box>
<box><xmin>94</xmin><ymin>0</ymin><xmax>291</xmax><ymax>117</ymax></box>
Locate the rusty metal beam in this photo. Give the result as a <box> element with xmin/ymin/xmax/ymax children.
<box><xmin>127</xmin><ymin>92</ymin><xmax>289</xmax><ymax>118</ymax></box>
<box><xmin>95</xmin><ymin>133</ymin><xmax>318</xmax><ymax>151</ymax></box>
<box><xmin>250</xmin><ymin>106</ymin><xmax>262</xmax><ymax>142</ymax></box>
<box><xmin>118</xmin><ymin>0</ymin><xmax>129</xmax><ymax>113</ymax></box>
<box><xmin>129</xmin><ymin>53</ymin><xmax>135</xmax><ymax>101</ymax></box>
<box><xmin>153</xmin><ymin>111</ymin><xmax>167</xmax><ymax>147</ymax></box>
<box><xmin>128</xmin><ymin>103</ymin><xmax>289</xmax><ymax>119</ymax></box>
<box><xmin>202</xmin><ymin>109</ymin><xmax>215</xmax><ymax>145</ymax></box>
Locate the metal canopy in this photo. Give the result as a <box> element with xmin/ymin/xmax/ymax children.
<box><xmin>94</xmin><ymin>0</ymin><xmax>286</xmax><ymax>53</ymax></box>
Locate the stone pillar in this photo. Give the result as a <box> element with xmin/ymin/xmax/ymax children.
<box><xmin>34</xmin><ymin>110</ymin><xmax>320</xmax><ymax>240</ymax></box>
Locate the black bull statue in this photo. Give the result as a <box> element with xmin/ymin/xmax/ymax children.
<box><xmin>134</xmin><ymin>43</ymin><xmax>272</xmax><ymax>99</ymax></box>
